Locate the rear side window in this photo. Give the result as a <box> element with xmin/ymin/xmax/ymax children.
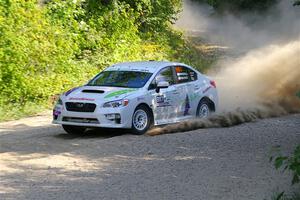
<box><xmin>174</xmin><ymin>66</ymin><xmax>197</xmax><ymax>84</ymax></box>
<box><xmin>189</xmin><ymin>69</ymin><xmax>197</xmax><ymax>81</ymax></box>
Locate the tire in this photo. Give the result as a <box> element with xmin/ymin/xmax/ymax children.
<box><xmin>62</xmin><ymin>125</ymin><xmax>86</xmax><ymax>135</ymax></box>
<box><xmin>131</xmin><ymin>105</ymin><xmax>153</xmax><ymax>135</ymax></box>
<box><xmin>196</xmin><ymin>99</ymin><xmax>212</xmax><ymax>118</ymax></box>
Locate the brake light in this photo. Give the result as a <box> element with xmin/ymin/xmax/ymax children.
<box><xmin>210</xmin><ymin>80</ymin><xmax>216</xmax><ymax>88</ymax></box>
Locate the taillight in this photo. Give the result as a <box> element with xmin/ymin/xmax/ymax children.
<box><xmin>210</xmin><ymin>80</ymin><xmax>216</xmax><ymax>88</ymax></box>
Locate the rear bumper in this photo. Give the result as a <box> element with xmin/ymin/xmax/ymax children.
<box><xmin>52</xmin><ymin>103</ymin><xmax>134</xmax><ymax>128</ymax></box>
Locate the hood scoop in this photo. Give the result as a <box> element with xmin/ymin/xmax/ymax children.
<box><xmin>81</xmin><ymin>89</ymin><xmax>105</xmax><ymax>94</ymax></box>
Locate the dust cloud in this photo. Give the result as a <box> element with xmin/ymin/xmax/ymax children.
<box><xmin>215</xmin><ymin>40</ymin><xmax>300</xmax><ymax>111</ymax></box>
<box><xmin>149</xmin><ymin>41</ymin><xmax>300</xmax><ymax>136</ymax></box>
<box><xmin>176</xmin><ymin>0</ymin><xmax>300</xmax><ymax>51</ymax></box>
<box><xmin>148</xmin><ymin>0</ymin><xmax>300</xmax><ymax>136</ymax></box>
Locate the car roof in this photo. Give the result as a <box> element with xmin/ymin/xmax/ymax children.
<box><xmin>105</xmin><ymin>61</ymin><xmax>190</xmax><ymax>73</ymax></box>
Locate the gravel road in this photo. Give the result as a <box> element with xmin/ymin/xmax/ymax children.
<box><xmin>1</xmin><ymin>113</ymin><xmax>300</xmax><ymax>200</ymax></box>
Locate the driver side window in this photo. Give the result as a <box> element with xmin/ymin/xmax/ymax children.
<box><xmin>148</xmin><ymin>67</ymin><xmax>175</xmax><ymax>90</ymax></box>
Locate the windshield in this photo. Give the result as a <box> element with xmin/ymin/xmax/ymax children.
<box><xmin>87</xmin><ymin>71</ymin><xmax>153</xmax><ymax>88</ymax></box>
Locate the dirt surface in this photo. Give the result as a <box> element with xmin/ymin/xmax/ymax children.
<box><xmin>1</xmin><ymin>113</ymin><xmax>300</xmax><ymax>200</ymax></box>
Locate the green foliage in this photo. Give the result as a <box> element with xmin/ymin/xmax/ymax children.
<box><xmin>117</xmin><ymin>0</ymin><xmax>182</xmax><ymax>32</ymax></box>
<box><xmin>297</xmin><ymin>91</ymin><xmax>300</xmax><ymax>99</ymax></box>
<box><xmin>270</xmin><ymin>192</ymin><xmax>300</xmax><ymax>200</ymax></box>
<box><xmin>194</xmin><ymin>0</ymin><xmax>278</xmax><ymax>13</ymax></box>
<box><xmin>0</xmin><ymin>0</ymin><xmax>86</xmax><ymax>105</ymax></box>
<box><xmin>195</xmin><ymin>0</ymin><xmax>300</xmax><ymax>12</ymax></box>
<box><xmin>272</xmin><ymin>145</ymin><xmax>300</xmax><ymax>185</ymax></box>
<box><xmin>294</xmin><ymin>0</ymin><xmax>300</xmax><ymax>6</ymax></box>
<box><xmin>270</xmin><ymin>145</ymin><xmax>300</xmax><ymax>200</ymax></box>
<box><xmin>0</xmin><ymin>0</ymin><xmax>208</xmax><ymax>119</ymax></box>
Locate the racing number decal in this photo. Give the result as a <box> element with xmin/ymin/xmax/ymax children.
<box><xmin>156</xmin><ymin>95</ymin><xmax>165</xmax><ymax>103</ymax></box>
<box><xmin>156</xmin><ymin>95</ymin><xmax>171</xmax><ymax>107</ymax></box>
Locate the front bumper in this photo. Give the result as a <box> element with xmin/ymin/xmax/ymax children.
<box><xmin>52</xmin><ymin>102</ymin><xmax>134</xmax><ymax>129</ymax></box>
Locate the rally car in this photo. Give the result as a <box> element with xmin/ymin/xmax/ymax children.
<box><xmin>53</xmin><ymin>61</ymin><xmax>218</xmax><ymax>135</ymax></box>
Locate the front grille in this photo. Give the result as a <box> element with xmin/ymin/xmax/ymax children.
<box><xmin>63</xmin><ymin>117</ymin><xmax>99</xmax><ymax>124</ymax></box>
<box><xmin>65</xmin><ymin>102</ymin><xmax>96</xmax><ymax>112</ymax></box>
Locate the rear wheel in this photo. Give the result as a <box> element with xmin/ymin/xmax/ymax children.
<box><xmin>196</xmin><ymin>99</ymin><xmax>212</xmax><ymax>118</ymax></box>
<box><xmin>62</xmin><ymin>125</ymin><xmax>86</xmax><ymax>135</ymax></box>
<box><xmin>131</xmin><ymin>105</ymin><xmax>153</xmax><ymax>135</ymax></box>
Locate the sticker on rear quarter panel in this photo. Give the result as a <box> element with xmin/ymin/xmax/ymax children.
<box><xmin>184</xmin><ymin>95</ymin><xmax>190</xmax><ymax>116</ymax></box>
<box><xmin>104</xmin><ymin>89</ymin><xmax>137</xmax><ymax>99</ymax></box>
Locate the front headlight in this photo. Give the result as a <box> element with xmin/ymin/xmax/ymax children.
<box><xmin>103</xmin><ymin>99</ymin><xmax>129</xmax><ymax>108</ymax></box>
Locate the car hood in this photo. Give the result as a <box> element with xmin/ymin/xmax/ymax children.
<box><xmin>62</xmin><ymin>86</ymin><xmax>139</xmax><ymax>103</ymax></box>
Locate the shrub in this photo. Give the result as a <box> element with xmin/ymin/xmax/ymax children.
<box><xmin>270</xmin><ymin>145</ymin><xmax>300</xmax><ymax>200</ymax></box>
<box><xmin>0</xmin><ymin>0</ymin><xmax>209</xmax><ymax>119</ymax></box>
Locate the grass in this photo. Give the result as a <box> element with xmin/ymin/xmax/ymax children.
<box><xmin>0</xmin><ymin>102</ymin><xmax>51</xmax><ymax>122</ymax></box>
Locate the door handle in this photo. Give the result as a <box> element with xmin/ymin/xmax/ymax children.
<box><xmin>172</xmin><ymin>90</ymin><xmax>179</xmax><ymax>94</ymax></box>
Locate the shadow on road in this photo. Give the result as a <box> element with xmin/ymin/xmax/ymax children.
<box><xmin>54</xmin><ymin>128</ymin><xmax>131</xmax><ymax>140</ymax></box>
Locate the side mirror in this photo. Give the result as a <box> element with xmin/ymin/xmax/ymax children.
<box><xmin>156</xmin><ymin>81</ymin><xmax>169</xmax><ymax>93</ymax></box>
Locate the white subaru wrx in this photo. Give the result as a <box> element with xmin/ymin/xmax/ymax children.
<box><xmin>53</xmin><ymin>61</ymin><xmax>218</xmax><ymax>135</ymax></box>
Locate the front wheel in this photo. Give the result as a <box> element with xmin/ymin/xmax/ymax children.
<box><xmin>62</xmin><ymin>125</ymin><xmax>86</xmax><ymax>135</ymax></box>
<box><xmin>196</xmin><ymin>99</ymin><xmax>212</xmax><ymax>118</ymax></box>
<box><xmin>131</xmin><ymin>105</ymin><xmax>153</xmax><ymax>135</ymax></box>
